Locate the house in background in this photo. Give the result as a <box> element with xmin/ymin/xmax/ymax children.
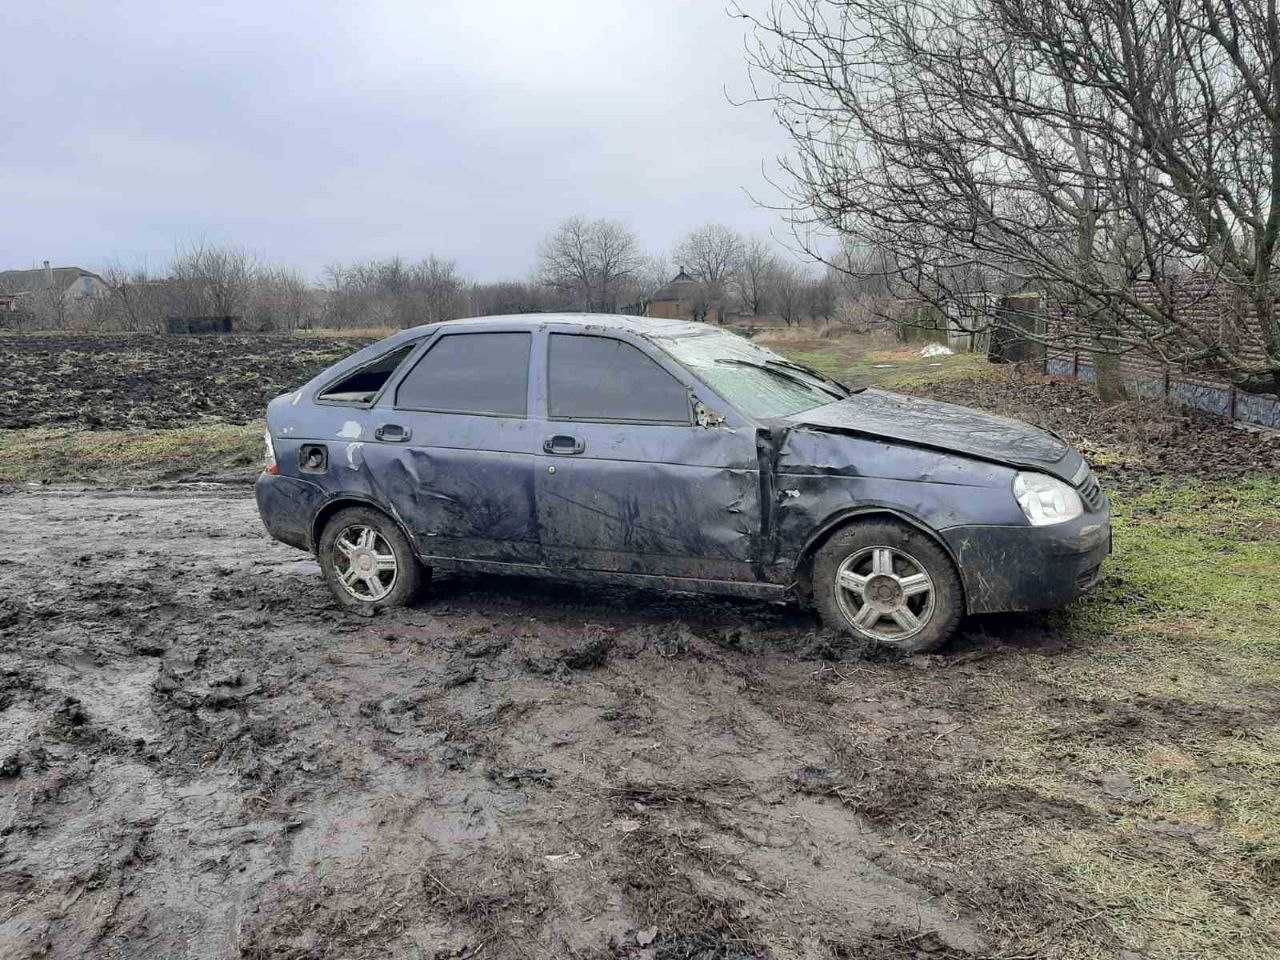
<box><xmin>645</xmin><ymin>267</ymin><xmax>723</xmax><ymax>324</ymax></box>
<box><xmin>0</xmin><ymin>262</ymin><xmax>109</xmax><ymax>320</ymax></box>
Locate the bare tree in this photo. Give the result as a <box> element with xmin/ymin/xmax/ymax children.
<box><xmin>805</xmin><ymin>271</ymin><xmax>837</xmax><ymax>323</ymax></box>
<box><xmin>409</xmin><ymin>256</ymin><xmax>468</xmax><ymax>326</ymax></box>
<box><xmin>249</xmin><ymin>266</ymin><xmax>312</xmax><ymax>332</ymax></box>
<box><xmin>733</xmin><ymin>237</ymin><xmax>778</xmax><ymax>316</ymax></box>
<box><xmin>673</xmin><ymin>223</ymin><xmax>745</xmax><ymax>308</ymax></box>
<box><xmin>767</xmin><ymin>262</ymin><xmax>807</xmax><ymax>326</ymax></box>
<box><xmin>636</xmin><ymin>256</ymin><xmax>673</xmax><ymax>303</ymax></box>
<box><xmin>537</xmin><ymin>217</ymin><xmax>645</xmax><ymax>312</ymax></box>
<box><xmin>741</xmin><ymin>0</ymin><xmax>1280</xmax><ymax>396</ymax></box>
<box><xmin>95</xmin><ymin>264</ymin><xmax>171</xmax><ymax>332</ymax></box>
<box><xmin>469</xmin><ymin>280</ymin><xmax>552</xmax><ymax>316</ymax></box>
<box><xmin>170</xmin><ymin>242</ymin><xmax>256</xmax><ymax>320</ymax></box>
<box><xmin>323</xmin><ymin>255</ymin><xmax>467</xmax><ymax>329</ymax></box>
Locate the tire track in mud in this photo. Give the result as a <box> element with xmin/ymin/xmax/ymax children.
<box><xmin>0</xmin><ymin>489</ymin><xmax>1170</xmax><ymax>959</ymax></box>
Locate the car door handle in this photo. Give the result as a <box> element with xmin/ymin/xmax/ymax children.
<box><xmin>543</xmin><ymin>435</ymin><xmax>586</xmax><ymax>455</ymax></box>
<box><xmin>375</xmin><ymin>423</ymin><xmax>411</xmax><ymax>442</ymax></box>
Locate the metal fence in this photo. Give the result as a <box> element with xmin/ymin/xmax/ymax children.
<box><xmin>1045</xmin><ymin>354</ymin><xmax>1280</xmax><ymax>430</ymax></box>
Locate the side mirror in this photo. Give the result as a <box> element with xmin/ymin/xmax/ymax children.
<box><xmin>693</xmin><ymin>400</ymin><xmax>726</xmax><ymax>428</ymax></box>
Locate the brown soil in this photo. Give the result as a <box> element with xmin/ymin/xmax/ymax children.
<box><xmin>905</xmin><ymin>372</ymin><xmax>1280</xmax><ymax>489</ymax></box>
<box><xmin>5</xmin><ymin>490</ymin><xmax>1247</xmax><ymax>960</ymax></box>
<box><xmin>0</xmin><ymin>335</ymin><xmax>374</xmax><ymax>430</ymax></box>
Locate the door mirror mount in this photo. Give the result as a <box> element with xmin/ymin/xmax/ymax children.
<box><xmin>693</xmin><ymin>400</ymin><xmax>726</xmax><ymax>428</ymax></box>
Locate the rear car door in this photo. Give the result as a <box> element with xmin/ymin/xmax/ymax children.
<box><xmin>361</xmin><ymin>329</ymin><xmax>542</xmax><ymax>565</ymax></box>
<box><xmin>535</xmin><ymin>330</ymin><xmax>762</xmax><ymax>582</ymax></box>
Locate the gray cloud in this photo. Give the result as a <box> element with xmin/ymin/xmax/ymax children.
<box><xmin>1</xmin><ymin>0</ymin><xmax>793</xmax><ymax>280</ymax></box>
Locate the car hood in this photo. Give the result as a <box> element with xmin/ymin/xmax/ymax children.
<box><xmin>783</xmin><ymin>388</ymin><xmax>1079</xmax><ymax>480</ymax></box>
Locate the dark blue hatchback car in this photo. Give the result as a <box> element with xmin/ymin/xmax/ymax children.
<box><xmin>256</xmin><ymin>314</ymin><xmax>1110</xmax><ymax>651</ymax></box>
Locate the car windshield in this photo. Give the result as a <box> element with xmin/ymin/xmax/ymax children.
<box><xmin>653</xmin><ymin>329</ymin><xmax>850</xmax><ymax>418</ymax></box>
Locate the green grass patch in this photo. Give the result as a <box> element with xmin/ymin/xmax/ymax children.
<box><xmin>1079</xmin><ymin>477</ymin><xmax>1280</xmax><ymax>653</ymax></box>
<box><xmin>776</xmin><ymin>338</ymin><xmax>1001</xmax><ymax>390</ymax></box>
<box><xmin>0</xmin><ymin>423</ymin><xmax>263</xmax><ymax>484</ymax></box>
<box><xmin>968</xmin><ymin>477</ymin><xmax>1280</xmax><ymax>958</ymax></box>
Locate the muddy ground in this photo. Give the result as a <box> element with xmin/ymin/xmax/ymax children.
<box><xmin>1</xmin><ymin>489</ymin><xmax>1161</xmax><ymax>960</ymax></box>
<box><xmin>4</xmin><ymin>334</ymin><xmax>1278</xmax><ymax>958</ymax></box>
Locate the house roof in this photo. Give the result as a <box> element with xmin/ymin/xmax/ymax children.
<box><xmin>0</xmin><ymin>266</ymin><xmax>104</xmax><ymax>295</ymax></box>
<box><xmin>649</xmin><ymin>268</ymin><xmax>700</xmax><ymax>303</ymax></box>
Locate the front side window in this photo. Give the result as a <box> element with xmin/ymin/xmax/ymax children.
<box><xmin>318</xmin><ymin>342</ymin><xmax>417</xmax><ymax>404</ymax></box>
<box><xmin>396</xmin><ymin>332</ymin><xmax>531</xmax><ymax>416</ymax></box>
<box><xmin>653</xmin><ymin>329</ymin><xmax>848</xmax><ymax>418</ymax></box>
<box><xmin>548</xmin><ymin>334</ymin><xmax>690</xmax><ymax>423</ymax></box>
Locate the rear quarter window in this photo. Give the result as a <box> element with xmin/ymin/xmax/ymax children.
<box><xmin>317</xmin><ymin>342</ymin><xmax>417</xmax><ymax>405</ymax></box>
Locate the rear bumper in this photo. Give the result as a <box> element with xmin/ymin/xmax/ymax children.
<box><xmin>255</xmin><ymin>472</ymin><xmax>325</xmax><ymax>552</ymax></box>
<box><xmin>941</xmin><ymin>504</ymin><xmax>1112</xmax><ymax>614</ymax></box>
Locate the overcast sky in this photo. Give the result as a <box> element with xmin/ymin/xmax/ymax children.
<box><xmin>2</xmin><ymin>0</ymin><xmax>796</xmax><ymax>281</ymax></box>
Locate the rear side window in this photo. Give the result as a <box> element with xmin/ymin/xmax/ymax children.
<box><xmin>548</xmin><ymin>334</ymin><xmax>690</xmax><ymax>423</ymax></box>
<box><xmin>396</xmin><ymin>332</ymin><xmax>531</xmax><ymax>416</ymax></box>
<box><xmin>318</xmin><ymin>342</ymin><xmax>417</xmax><ymax>404</ymax></box>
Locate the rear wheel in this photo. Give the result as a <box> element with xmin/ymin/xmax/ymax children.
<box><xmin>318</xmin><ymin>506</ymin><xmax>426</xmax><ymax>610</ymax></box>
<box><xmin>813</xmin><ymin>519</ymin><xmax>962</xmax><ymax>653</ymax></box>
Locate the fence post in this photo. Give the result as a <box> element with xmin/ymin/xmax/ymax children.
<box><xmin>1163</xmin><ymin>369</ymin><xmax>1170</xmax><ymax>396</ymax></box>
<box><xmin>1072</xmin><ymin>352</ymin><xmax>1079</xmax><ymax>378</ymax></box>
<box><xmin>1230</xmin><ymin>384</ymin><xmax>1238</xmax><ymax>421</ymax></box>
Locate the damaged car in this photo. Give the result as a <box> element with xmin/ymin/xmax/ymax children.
<box><xmin>256</xmin><ymin>315</ymin><xmax>1111</xmax><ymax>651</ymax></box>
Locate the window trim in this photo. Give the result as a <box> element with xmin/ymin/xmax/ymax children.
<box><xmin>545</xmin><ymin>332</ymin><xmax>694</xmax><ymax>426</ymax></box>
<box><xmin>393</xmin><ymin>330</ymin><xmax>533</xmax><ymax>419</ymax></box>
<box><xmin>314</xmin><ymin>339</ymin><xmax>422</xmax><ymax>409</ymax></box>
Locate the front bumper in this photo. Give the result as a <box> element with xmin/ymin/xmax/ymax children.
<box><xmin>255</xmin><ymin>472</ymin><xmax>326</xmax><ymax>552</ymax></box>
<box><xmin>940</xmin><ymin>503</ymin><xmax>1112</xmax><ymax>615</ymax></box>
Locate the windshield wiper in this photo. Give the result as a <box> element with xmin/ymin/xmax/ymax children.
<box><xmin>714</xmin><ymin>358</ymin><xmax>847</xmax><ymax>400</ymax></box>
<box><xmin>762</xmin><ymin>358</ymin><xmax>857</xmax><ymax>395</ymax></box>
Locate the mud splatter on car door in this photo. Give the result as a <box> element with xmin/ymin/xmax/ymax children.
<box><xmin>360</xmin><ymin>331</ymin><xmax>543</xmax><ymax>564</ymax></box>
<box><xmin>535</xmin><ymin>332</ymin><xmax>762</xmax><ymax>581</ymax></box>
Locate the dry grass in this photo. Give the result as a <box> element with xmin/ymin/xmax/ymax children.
<box><xmin>751</xmin><ymin>320</ymin><xmax>885</xmax><ymax>344</ymax></box>
<box><xmin>0</xmin><ymin>423</ymin><xmax>262</xmax><ymax>483</ymax></box>
<box><xmin>295</xmin><ymin>326</ymin><xmax>397</xmax><ymax>340</ymax></box>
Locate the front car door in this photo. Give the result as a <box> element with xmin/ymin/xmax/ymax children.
<box><xmin>534</xmin><ymin>329</ymin><xmax>762</xmax><ymax>582</ymax></box>
<box><xmin>362</xmin><ymin>328</ymin><xmax>542</xmax><ymax>565</ymax></box>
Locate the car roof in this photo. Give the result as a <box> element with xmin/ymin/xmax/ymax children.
<box><xmin>393</xmin><ymin>313</ymin><xmax>717</xmax><ymax>341</ymax></box>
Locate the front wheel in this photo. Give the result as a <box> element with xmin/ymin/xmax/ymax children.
<box><xmin>812</xmin><ymin>520</ymin><xmax>962</xmax><ymax>653</ymax></box>
<box><xmin>318</xmin><ymin>506</ymin><xmax>426</xmax><ymax>610</ymax></box>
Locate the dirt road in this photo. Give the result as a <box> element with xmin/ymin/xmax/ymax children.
<box><xmin>2</xmin><ymin>489</ymin><xmax>1118</xmax><ymax>959</ymax></box>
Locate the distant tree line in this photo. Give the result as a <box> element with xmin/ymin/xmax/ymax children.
<box><xmin>5</xmin><ymin>221</ymin><xmax>882</xmax><ymax>333</ymax></box>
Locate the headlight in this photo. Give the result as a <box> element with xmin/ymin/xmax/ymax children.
<box><xmin>1013</xmin><ymin>471</ymin><xmax>1082</xmax><ymax>526</ymax></box>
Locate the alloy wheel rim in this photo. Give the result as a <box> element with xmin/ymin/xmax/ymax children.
<box><xmin>332</xmin><ymin>525</ymin><xmax>398</xmax><ymax>602</ymax></box>
<box><xmin>834</xmin><ymin>545</ymin><xmax>935</xmax><ymax>643</ymax></box>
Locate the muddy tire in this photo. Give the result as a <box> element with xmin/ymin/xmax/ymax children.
<box><xmin>317</xmin><ymin>506</ymin><xmax>426</xmax><ymax>610</ymax></box>
<box><xmin>813</xmin><ymin>519</ymin><xmax>962</xmax><ymax>653</ymax></box>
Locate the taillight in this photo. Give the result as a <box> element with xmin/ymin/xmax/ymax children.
<box><xmin>264</xmin><ymin>430</ymin><xmax>280</xmax><ymax>475</ymax></box>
